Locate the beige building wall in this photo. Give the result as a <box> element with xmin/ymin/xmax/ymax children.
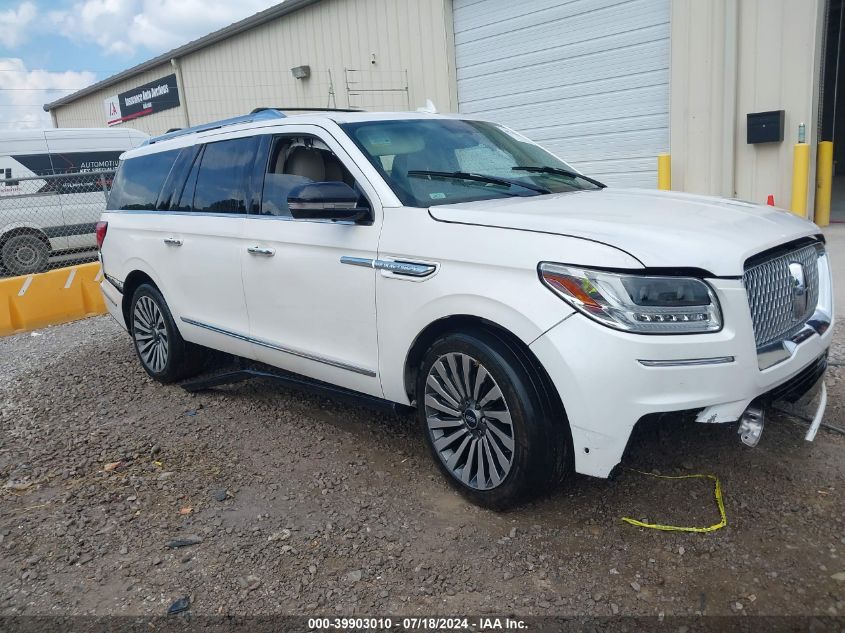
<box><xmin>52</xmin><ymin>0</ymin><xmax>457</xmax><ymax>134</ymax></box>
<box><xmin>52</xmin><ymin>62</ymin><xmax>184</xmax><ymax>135</ymax></box>
<box><xmin>670</xmin><ymin>0</ymin><xmax>825</xmax><ymax>215</ymax></box>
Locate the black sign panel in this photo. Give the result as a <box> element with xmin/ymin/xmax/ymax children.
<box><xmin>107</xmin><ymin>74</ymin><xmax>180</xmax><ymax>125</ymax></box>
<box><xmin>9</xmin><ymin>151</ymin><xmax>121</xmax><ymax>193</ymax></box>
<box><xmin>12</xmin><ymin>151</ymin><xmax>121</xmax><ymax>176</ymax></box>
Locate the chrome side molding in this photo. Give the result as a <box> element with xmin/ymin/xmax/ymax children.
<box><xmin>339</xmin><ymin>256</ymin><xmax>374</xmax><ymax>268</ymax></box>
<box><xmin>180</xmin><ymin>317</ymin><xmax>377</xmax><ymax>377</ymax></box>
<box><xmin>374</xmin><ymin>260</ymin><xmax>436</xmax><ymax>276</ymax></box>
<box><xmin>638</xmin><ymin>356</ymin><xmax>735</xmax><ymax>367</ymax></box>
<box><xmin>340</xmin><ymin>256</ymin><xmax>436</xmax><ymax>277</ymax></box>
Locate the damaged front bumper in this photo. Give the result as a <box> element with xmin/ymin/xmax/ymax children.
<box><xmin>702</xmin><ymin>351</ymin><xmax>829</xmax><ymax>446</ymax></box>
<box><xmin>530</xmin><ymin>276</ymin><xmax>834</xmax><ymax>479</ymax></box>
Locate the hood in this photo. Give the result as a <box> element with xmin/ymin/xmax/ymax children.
<box><xmin>428</xmin><ymin>188</ymin><xmax>821</xmax><ymax>277</ymax></box>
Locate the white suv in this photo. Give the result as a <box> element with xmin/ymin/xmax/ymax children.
<box><xmin>98</xmin><ymin>108</ymin><xmax>834</xmax><ymax>509</ymax></box>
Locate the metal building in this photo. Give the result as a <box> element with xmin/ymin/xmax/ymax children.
<box><xmin>44</xmin><ymin>0</ymin><xmax>458</xmax><ymax>135</ymax></box>
<box><xmin>44</xmin><ymin>0</ymin><xmax>843</xmax><ymax>219</ymax></box>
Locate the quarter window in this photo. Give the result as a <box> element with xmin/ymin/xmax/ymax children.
<box><xmin>192</xmin><ymin>137</ymin><xmax>256</xmax><ymax>213</ymax></box>
<box><xmin>107</xmin><ymin>149</ymin><xmax>180</xmax><ymax>210</ymax></box>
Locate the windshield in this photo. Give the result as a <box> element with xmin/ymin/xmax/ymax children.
<box><xmin>341</xmin><ymin>119</ymin><xmax>601</xmax><ymax>207</ymax></box>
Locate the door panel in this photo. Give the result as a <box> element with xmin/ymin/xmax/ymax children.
<box><xmin>144</xmin><ymin>137</ymin><xmax>257</xmax><ymax>358</ymax></box>
<box><xmin>152</xmin><ymin>213</ymin><xmax>253</xmax><ymax>359</ymax></box>
<box><xmin>241</xmin><ymin>127</ymin><xmax>382</xmax><ymax>397</ymax></box>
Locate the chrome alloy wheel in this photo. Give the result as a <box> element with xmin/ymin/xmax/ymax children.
<box><xmin>424</xmin><ymin>353</ymin><xmax>515</xmax><ymax>490</ymax></box>
<box><xmin>133</xmin><ymin>296</ymin><xmax>169</xmax><ymax>374</ymax></box>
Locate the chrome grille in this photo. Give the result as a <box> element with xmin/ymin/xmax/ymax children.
<box><xmin>743</xmin><ymin>244</ymin><xmax>820</xmax><ymax>348</ymax></box>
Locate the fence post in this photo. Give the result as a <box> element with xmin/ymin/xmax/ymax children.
<box><xmin>100</xmin><ymin>172</ymin><xmax>109</xmax><ymax>203</ymax></box>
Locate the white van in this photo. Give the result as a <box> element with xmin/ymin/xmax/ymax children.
<box><xmin>0</xmin><ymin>127</ymin><xmax>148</xmax><ymax>274</ymax></box>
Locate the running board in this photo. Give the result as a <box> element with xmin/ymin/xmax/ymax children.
<box><xmin>180</xmin><ymin>368</ymin><xmax>412</xmax><ymax>415</ymax></box>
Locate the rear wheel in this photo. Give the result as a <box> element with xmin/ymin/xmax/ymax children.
<box><xmin>130</xmin><ymin>284</ymin><xmax>206</xmax><ymax>383</ymax></box>
<box><xmin>417</xmin><ymin>330</ymin><xmax>571</xmax><ymax>510</ymax></box>
<box><xmin>2</xmin><ymin>234</ymin><xmax>49</xmax><ymax>275</ymax></box>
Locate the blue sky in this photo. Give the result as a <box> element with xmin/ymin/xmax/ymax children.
<box><xmin>0</xmin><ymin>0</ymin><xmax>282</xmax><ymax>129</ymax></box>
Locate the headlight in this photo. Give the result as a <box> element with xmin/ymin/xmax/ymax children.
<box><xmin>538</xmin><ymin>263</ymin><xmax>722</xmax><ymax>334</ymax></box>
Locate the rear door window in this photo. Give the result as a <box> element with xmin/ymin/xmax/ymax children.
<box><xmin>157</xmin><ymin>145</ymin><xmax>200</xmax><ymax>211</ymax></box>
<box><xmin>192</xmin><ymin>137</ymin><xmax>256</xmax><ymax>213</ymax></box>
<box><xmin>171</xmin><ymin>147</ymin><xmax>203</xmax><ymax>211</ymax></box>
<box><xmin>107</xmin><ymin>149</ymin><xmax>180</xmax><ymax>210</ymax></box>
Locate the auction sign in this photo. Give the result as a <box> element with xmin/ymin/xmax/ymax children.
<box><xmin>104</xmin><ymin>74</ymin><xmax>180</xmax><ymax>126</ymax></box>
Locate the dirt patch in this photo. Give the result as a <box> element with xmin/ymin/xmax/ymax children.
<box><xmin>0</xmin><ymin>316</ymin><xmax>844</xmax><ymax>618</ymax></box>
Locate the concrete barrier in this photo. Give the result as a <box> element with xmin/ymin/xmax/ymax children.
<box><xmin>0</xmin><ymin>262</ymin><xmax>106</xmax><ymax>337</ymax></box>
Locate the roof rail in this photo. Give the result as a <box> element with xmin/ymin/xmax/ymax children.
<box><xmin>144</xmin><ymin>109</ymin><xmax>286</xmax><ymax>145</ymax></box>
<box><xmin>250</xmin><ymin>107</ymin><xmax>364</xmax><ymax>114</ymax></box>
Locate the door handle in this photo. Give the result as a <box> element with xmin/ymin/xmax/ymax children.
<box><xmin>163</xmin><ymin>237</ymin><xmax>183</xmax><ymax>246</ymax></box>
<box><xmin>247</xmin><ymin>246</ymin><xmax>275</xmax><ymax>256</ymax></box>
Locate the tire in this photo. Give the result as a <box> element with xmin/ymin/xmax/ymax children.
<box><xmin>2</xmin><ymin>234</ymin><xmax>49</xmax><ymax>275</ymax></box>
<box><xmin>416</xmin><ymin>329</ymin><xmax>572</xmax><ymax>510</ymax></box>
<box><xmin>129</xmin><ymin>284</ymin><xmax>207</xmax><ymax>383</ymax></box>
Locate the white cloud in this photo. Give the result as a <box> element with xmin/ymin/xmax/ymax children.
<box><xmin>0</xmin><ymin>58</ymin><xmax>96</xmax><ymax>129</ymax></box>
<box><xmin>49</xmin><ymin>0</ymin><xmax>283</xmax><ymax>57</ymax></box>
<box><xmin>0</xmin><ymin>1</ymin><xmax>37</xmax><ymax>48</ymax></box>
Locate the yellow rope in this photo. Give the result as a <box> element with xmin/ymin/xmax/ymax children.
<box><xmin>621</xmin><ymin>468</ymin><xmax>727</xmax><ymax>533</ymax></box>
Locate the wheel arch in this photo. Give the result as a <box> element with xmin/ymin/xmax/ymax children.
<box><xmin>403</xmin><ymin>314</ymin><xmax>565</xmax><ymax>420</ymax></box>
<box><xmin>121</xmin><ymin>270</ymin><xmax>158</xmax><ymax>331</ymax></box>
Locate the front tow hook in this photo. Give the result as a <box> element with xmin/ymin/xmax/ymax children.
<box><xmin>738</xmin><ymin>402</ymin><xmax>765</xmax><ymax>447</ymax></box>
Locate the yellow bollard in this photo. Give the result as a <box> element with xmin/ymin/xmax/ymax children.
<box><xmin>790</xmin><ymin>143</ymin><xmax>810</xmax><ymax>217</ymax></box>
<box><xmin>657</xmin><ymin>153</ymin><xmax>671</xmax><ymax>190</ymax></box>
<box><xmin>814</xmin><ymin>141</ymin><xmax>834</xmax><ymax>227</ymax></box>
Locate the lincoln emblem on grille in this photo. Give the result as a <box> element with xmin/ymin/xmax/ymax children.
<box><xmin>788</xmin><ymin>261</ymin><xmax>808</xmax><ymax>320</ymax></box>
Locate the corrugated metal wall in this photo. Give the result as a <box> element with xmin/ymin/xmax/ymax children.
<box><xmin>670</xmin><ymin>0</ymin><xmax>825</xmax><ymax>212</ymax></box>
<box><xmin>53</xmin><ymin>0</ymin><xmax>457</xmax><ymax>134</ymax></box>
<box><xmin>453</xmin><ymin>0</ymin><xmax>670</xmax><ymax>188</ymax></box>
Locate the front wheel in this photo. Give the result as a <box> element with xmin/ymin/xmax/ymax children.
<box><xmin>130</xmin><ymin>284</ymin><xmax>206</xmax><ymax>383</ymax></box>
<box><xmin>417</xmin><ymin>330</ymin><xmax>571</xmax><ymax>510</ymax></box>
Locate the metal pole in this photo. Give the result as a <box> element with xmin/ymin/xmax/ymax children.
<box><xmin>657</xmin><ymin>154</ymin><xmax>671</xmax><ymax>190</ymax></box>
<box><xmin>100</xmin><ymin>172</ymin><xmax>109</xmax><ymax>203</ymax></box>
<box><xmin>791</xmin><ymin>133</ymin><xmax>811</xmax><ymax>216</ymax></box>
<box><xmin>815</xmin><ymin>140</ymin><xmax>834</xmax><ymax>225</ymax></box>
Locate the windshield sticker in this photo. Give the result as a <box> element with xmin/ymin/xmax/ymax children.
<box><xmin>429</xmin><ymin>192</ymin><xmax>446</xmax><ymax>199</ymax></box>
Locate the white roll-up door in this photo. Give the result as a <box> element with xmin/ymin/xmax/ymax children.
<box><xmin>453</xmin><ymin>0</ymin><xmax>670</xmax><ymax>188</ymax></box>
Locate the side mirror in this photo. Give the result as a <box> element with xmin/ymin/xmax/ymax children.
<box><xmin>287</xmin><ymin>181</ymin><xmax>370</xmax><ymax>222</ymax></box>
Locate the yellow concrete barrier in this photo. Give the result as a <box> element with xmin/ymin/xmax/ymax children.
<box><xmin>815</xmin><ymin>141</ymin><xmax>834</xmax><ymax>227</ymax></box>
<box><xmin>657</xmin><ymin>153</ymin><xmax>671</xmax><ymax>190</ymax></box>
<box><xmin>790</xmin><ymin>142</ymin><xmax>810</xmax><ymax>217</ymax></box>
<box><xmin>0</xmin><ymin>262</ymin><xmax>106</xmax><ymax>337</ymax></box>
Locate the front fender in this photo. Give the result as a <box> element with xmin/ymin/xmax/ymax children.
<box><xmin>378</xmin><ymin>282</ymin><xmax>574</xmax><ymax>405</ymax></box>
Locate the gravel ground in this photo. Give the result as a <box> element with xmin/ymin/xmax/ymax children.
<box><xmin>1</xmin><ymin>313</ymin><xmax>844</xmax><ymax>621</ymax></box>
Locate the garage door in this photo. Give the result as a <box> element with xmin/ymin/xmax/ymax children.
<box><xmin>453</xmin><ymin>0</ymin><xmax>670</xmax><ymax>188</ymax></box>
